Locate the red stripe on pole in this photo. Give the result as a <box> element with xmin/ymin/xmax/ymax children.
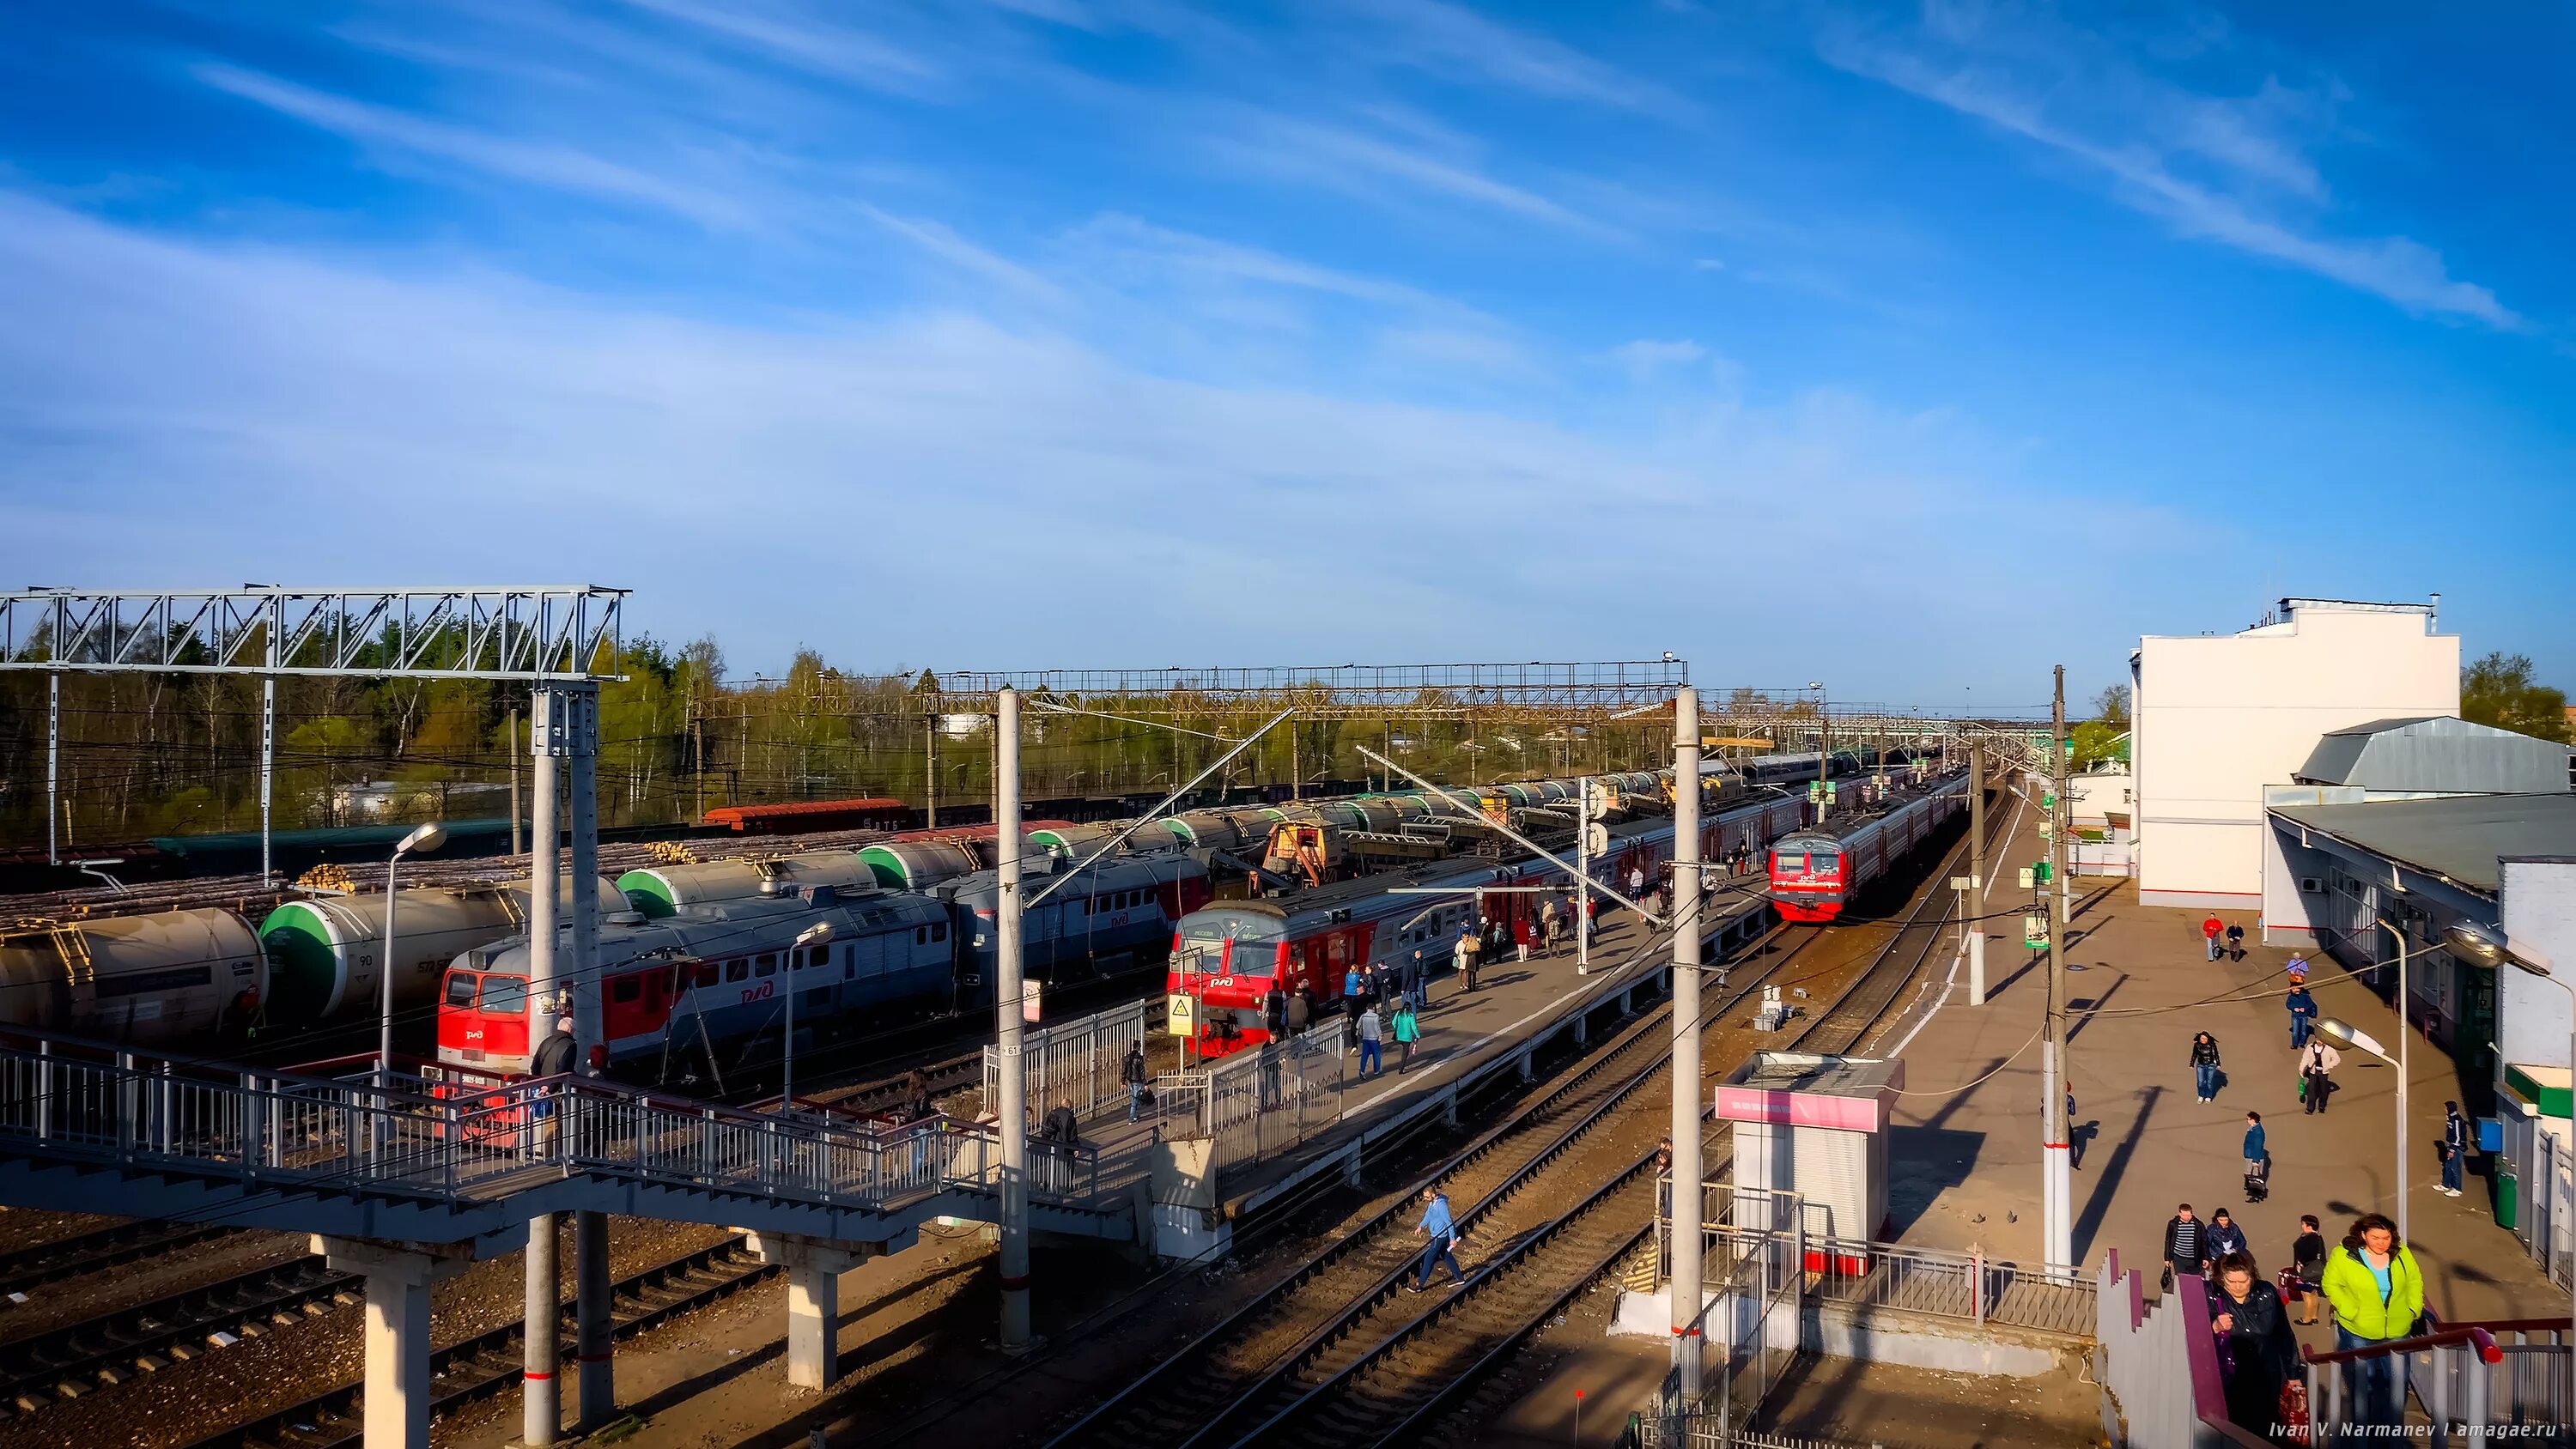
<box><xmin>999</xmin><ymin>1273</ymin><xmax>1032</xmax><ymax>1290</ymax></box>
<box><xmin>524</xmin><ymin>1371</ymin><xmax>556</xmax><ymax>1382</ymax></box>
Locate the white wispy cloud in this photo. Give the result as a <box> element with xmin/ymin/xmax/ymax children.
<box><xmin>194</xmin><ymin>63</ymin><xmax>761</xmax><ymax>231</ymax></box>
<box><xmin>860</xmin><ymin>204</ymin><xmax>1068</xmax><ymax>307</ymax></box>
<box><xmin>1226</xmin><ymin>116</ymin><xmax>1618</xmax><ymax>239</ymax></box>
<box><xmin>0</xmin><ymin>194</ymin><xmax>2090</xmax><ymax>676</ymax></box>
<box><xmin>614</xmin><ymin>0</ymin><xmax>941</xmax><ymax>92</ymax></box>
<box><xmin>1349</xmin><ymin>0</ymin><xmax>1694</xmax><ymax>120</ymax></box>
<box><xmin>1820</xmin><ymin>10</ymin><xmax>2520</xmax><ymax>330</ymax></box>
<box><xmin>1606</xmin><ymin>338</ymin><xmax>1706</xmax><ymax>381</ymax></box>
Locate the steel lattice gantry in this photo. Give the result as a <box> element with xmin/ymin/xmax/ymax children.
<box><xmin>0</xmin><ymin>585</ymin><xmax>629</xmax><ymax>1449</ymax></box>
<box><xmin>927</xmin><ymin>659</ymin><xmax>1691</xmax><ymax>719</ymax></box>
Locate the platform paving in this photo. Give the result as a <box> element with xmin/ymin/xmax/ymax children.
<box><xmin>1867</xmin><ymin>789</ymin><xmax>2562</xmax><ymax>1355</ymax></box>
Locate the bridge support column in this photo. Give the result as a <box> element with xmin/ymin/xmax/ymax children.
<box><xmin>525</xmin><ymin>1212</ymin><xmax>561</xmax><ymax>1446</ymax></box>
<box><xmin>738</xmin><ymin>1232</ymin><xmax>874</xmax><ymax>1389</ymax></box>
<box><xmin>575</xmin><ymin>1210</ymin><xmax>612</xmax><ymax>1428</ymax></box>
<box><xmin>1516</xmin><ymin>1049</ymin><xmax>1534</xmax><ymax>1082</ymax></box>
<box><xmin>309</xmin><ymin>1236</ymin><xmax>470</xmax><ymax>1449</ymax></box>
<box><xmin>1572</xmin><ymin>1012</ymin><xmax>1589</xmax><ymax>1047</ymax></box>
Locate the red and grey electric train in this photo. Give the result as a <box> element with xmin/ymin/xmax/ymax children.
<box><xmin>1765</xmin><ymin>770</ymin><xmax>1971</xmax><ymax>923</ymax></box>
<box><xmin>1162</xmin><ymin>790</ymin><xmax>1813</xmax><ymax>1053</ymax></box>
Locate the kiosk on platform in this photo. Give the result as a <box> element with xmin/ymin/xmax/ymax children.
<box><xmin>1715</xmin><ymin>1052</ymin><xmax>1902</xmax><ymax>1273</ymax></box>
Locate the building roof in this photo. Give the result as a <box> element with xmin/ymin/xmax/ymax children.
<box><xmin>2270</xmin><ymin>794</ymin><xmax>2576</xmax><ymax>894</ymax></box>
<box><xmin>2293</xmin><ymin>715</ymin><xmax>2574</xmax><ymax>794</ymax></box>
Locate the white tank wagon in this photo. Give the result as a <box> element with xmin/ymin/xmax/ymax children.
<box><xmin>617</xmin><ymin>853</ymin><xmax>878</xmax><ymax>919</ymax></box>
<box><xmin>256</xmin><ymin>875</ymin><xmax>625</xmax><ymax>1027</ymax></box>
<box><xmin>0</xmin><ymin>908</ymin><xmax>266</xmax><ymax>1048</ymax></box>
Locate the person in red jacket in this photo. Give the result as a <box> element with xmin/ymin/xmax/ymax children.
<box><xmin>2202</xmin><ymin>914</ymin><xmax>2225</xmax><ymax>961</ymax></box>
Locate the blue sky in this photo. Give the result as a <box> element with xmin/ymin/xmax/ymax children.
<box><xmin>0</xmin><ymin>1</ymin><xmax>2567</xmax><ymax>711</ymax></box>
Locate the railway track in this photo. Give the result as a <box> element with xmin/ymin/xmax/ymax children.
<box><xmin>172</xmin><ymin>1238</ymin><xmax>774</xmax><ymax>1449</ymax></box>
<box><xmin>0</xmin><ymin>1255</ymin><xmax>356</xmax><ymax>1419</ymax></box>
<box><xmin>1036</xmin><ymin>919</ymin><xmax>1847</xmax><ymax>1449</ymax></box>
<box><xmin>1050</xmin><ymin>807</ymin><xmax>1993</xmax><ymax>1449</ymax></box>
<box><xmin>0</xmin><ymin>1221</ymin><xmax>239</xmax><ymax>1303</ymax></box>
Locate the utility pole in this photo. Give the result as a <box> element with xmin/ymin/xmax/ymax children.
<box><xmin>508</xmin><ymin>705</ymin><xmax>522</xmax><ymax>856</ymax></box>
<box><xmin>995</xmin><ymin>688</ymin><xmax>1031</xmax><ymax>1350</ymax></box>
<box><xmin>523</xmin><ymin>688</ymin><xmax>563</xmax><ymax>1448</ymax></box>
<box><xmin>566</xmin><ymin>688</ymin><xmax>611</xmax><ymax>1434</ymax></box>
<box><xmin>1668</xmin><ymin>688</ymin><xmax>1704</xmax><ymax>1398</ymax></box>
<box><xmin>925</xmin><ymin>710</ymin><xmax>939</xmax><ymax>831</ymax></box>
<box><xmin>2042</xmin><ymin>669</ymin><xmax>2073</xmax><ymax>1276</ymax></box>
<box><xmin>1576</xmin><ymin>776</ymin><xmax>1592</xmax><ymax>975</ymax></box>
<box><xmin>1967</xmin><ymin>741</ymin><xmax>1986</xmax><ymax>1006</ymax></box>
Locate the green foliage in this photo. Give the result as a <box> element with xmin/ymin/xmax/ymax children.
<box><xmin>2069</xmin><ymin>720</ymin><xmax>2127</xmax><ymax>769</ymax></box>
<box><xmin>2093</xmin><ymin>683</ymin><xmax>2130</xmax><ymax>729</ymax></box>
<box><xmin>2461</xmin><ymin>652</ymin><xmax>2573</xmax><ymax>744</ymax></box>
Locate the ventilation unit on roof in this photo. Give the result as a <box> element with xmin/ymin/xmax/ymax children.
<box><xmin>2298</xmin><ymin>878</ymin><xmax>2324</xmax><ymax>895</ymax></box>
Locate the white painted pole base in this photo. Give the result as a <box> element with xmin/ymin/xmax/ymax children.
<box><xmin>524</xmin><ymin>1213</ymin><xmax>560</xmax><ymax>1446</ymax></box>
<box><xmin>1968</xmin><ymin>931</ymin><xmax>1987</xmax><ymax>1007</ymax></box>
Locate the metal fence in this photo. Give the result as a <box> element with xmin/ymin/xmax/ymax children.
<box><xmin>0</xmin><ymin>1030</ymin><xmax>1096</xmax><ymax>1216</ymax></box>
<box><xmin>1152</xmin><ymin>1017</ymin><xmax>1347</xmax><ymax>1173</ymax></box>
<box><xmin>1666</xmin><ymin>1179</ymin><xmax>2097</xmax><ymax>1341</ymax></box>
<box><xmin>984</xmin><ymin>996</ymin><xmax>1157</xmax><ymax>1125</ymax></box>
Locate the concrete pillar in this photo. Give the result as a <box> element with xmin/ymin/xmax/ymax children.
<box><xmin>525</xmin><ymin>1211</ymin><xmax>560</xmax><ymax>1446</ymax></box>
<box><xmin>738</xmin><ymin>1232</ymin><xmax>872</xmax><ymax>1389</ymax></box>
<box><xmin>1439</xmin><ymin>1089</ymin><xmax>1460</xmax><ymax>1128</ymax></box>
<box><xmin>575</xmin><ymin>1210</ymin><xmax>612</xmax><ymax>1428</ymax></box>
<box><xmin>1573</xmin><ymin>1011</ymin><xmax>1589</xmax><ymax>1046</ymax></box>
<box><xmin>309</xmin><ymin>1237</ymin><xmax>469</xmax><ymax>1449</ymax></box>
<box><xmin>1516</xmin><ymin>1049</ymin><xmax>1534</xmax><ymax>1082</ymax></box>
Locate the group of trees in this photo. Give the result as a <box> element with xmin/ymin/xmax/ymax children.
<box><xmin>0</xmin><ymin>637</ymin><xmax>1686</xmax><ymax>847</ymax></box>
<box><xmin>2462</xmin><ymin>652</ymin><xmax>2573</xmax><ymax>743</ymax></box>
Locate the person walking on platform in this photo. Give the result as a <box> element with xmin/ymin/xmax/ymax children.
<box><xmin>2320</xmin><ymin>1213</ymin><xmax>2424</xmax><ymax>1429</ymax></box>
<box><xmin>2190</xmin><ymin>1031</ymin><xmax>2223</xmax><ymax>1102</ymax></box>
<box><xmin>2440</xmin><ymin>1102</ymin><xmax>2471</xmax><ymax>1197</ymax></box>
<box><xmin>1385</xmin><ymin>955</ymin><xmax>1408</xmax><ymax>1012</ymax></box>
<box><xmin>2202</xmin><ymin>914</ymin><xmax>2226</xmax><ymax>961</ymax></box>
<box><xmin>2206</xmin><ymin>1207</ymin><xmax>2248</xmax><ymax>1266</ymax></box>
<box><xmin>1537</xmin><ymin>895</ymin><xmax>1560</xmax><ymax>957</ymax></box>
<box><xmin>1285</xmin><ymin>987</ymin><xmax>1311</xmax><ymax>1039</ymax></box>
<box><xmin>1393</xmin><ymin>1001</ymin><xmax>1420</xmax><ymax>1073</ymax></box>
<box><xmin>2242</xmin><ymin>1113</ymin><xmax>2269</xmax><ymax>1202</ymax></box>
<box><xmin>2208</xmin><ymin>1250</ymin><xmax>2299</xmax><ymax>1440</ymax></box>
<box><xmin>2285</xmin><ymin>982</ymin><xmax>2319</xmax><ymax>1050</ymax></box>
<box><xmin>1627</xmin><ymin>864</ymin><xmax>1646</xmax><ymax>912</ymax></box>
<box><xmin>1343</xmin><ymin>963</ymin><xmax>1367</xmax><ymax>1030</ymax></box>
<box><xmin>2287</xmin><ymin>954</ymin><xmax>2310</xmax><ymax>988</ymax></box>
<box><xmin>2299</xmin><ymin>1038</ymin><xmax>2341</xmax><ymax>1115</ymax></box>
<box><xmin>1357</xmin><ymin>1004</ymin><xmax>1384</xmax><ymax>1077</ymax></box>
<box><xmin>1121</xmin><ymin>1042</ymin><xmax>1148</xmax><ymax>1123</ymax></box>
<box><xmin>1408</xmin><ymin>1187</ymin><xmax>1467</xmax><ymax>1293</ymax></box>
<box><xmin>2290</xmin><ymin>1215</ymin><xmax>2329</xmax><ymax>1325</ymax></box>
<box><xmin>2225</xmin><ymin>922</ymin><xmax>2246</xmax><ymax>961</ymax></box>
<box><xmin>2162</xmin><ymin>1203</ymin><xmax>2206</xmax><ymax>1293</ymax></box>
<box><xmin>1263</xmin><ymin>983</ymin><xmax>1288</xmax><ymax>1042</ymax></box>
<box><xmin>1455</xmin><ymin>925</ymin><xmax>1480</xmax><ymax>995</ymax></box>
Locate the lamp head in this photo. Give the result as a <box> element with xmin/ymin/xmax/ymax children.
<box><xmin>795</xmin><ymin>922</ymin><xmax>835</xmax><ymax>949</ymax></box>
<box><xmin>2443</xmin><ymin>919</ymin><xmax>2531</xmax><ymax>973</ymax></box>
<box><xmin>2317</xmin><ymin>1017</ymin><xmax>2387</xmax><ymax>1057</ymax></box>
<box><xmin>398</xmin><ymin>822</ymin><xmax>447</xmax><ymax>855</ymax></box>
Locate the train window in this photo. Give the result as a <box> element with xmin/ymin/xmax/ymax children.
<box><xmin>931</xmin><ymin>922</ymin><xmax>947</xmax><ymax>942</ymax></box>
<box><xmin>755</xmin><ymin>954</ymin><xmax>777</xmax><ymax>978</ymax></box>
<box><xmin>1774</xmin><ymin>852</ymin><xmax>1806</xmax><ymax>873</ymax></box>
<box><xmin>915</xmin><ymin>925</ymin><xmax>929</xmax><ymax>945</ymax></box>
<box><xmin>481</xmin><ymin>975</ymin><xmax>527</xmax><ymax>1016</ymax></box>
<box><xmin>445</xmin><ymin>972</ymin><xmax>479</xmax><ymax>1008</ymax></box>
<box><xmin>726</xmin><ymin>959</ymin><xmax>749</xmax><ymax>982</ymax></box>
<box><xmin>611</xmin><ymin>976</ymin><xmax>641</xmax><ymax>1003</ymax></box>
<box><xmin>1810</xmin><ymin>850</ymin><xmax>1842</xmax><ymax>874</ymax></box>
<box><xmin>694</xmin><ymin>961</ymin><xmax>718</xmax><ymax>988</ymax></box>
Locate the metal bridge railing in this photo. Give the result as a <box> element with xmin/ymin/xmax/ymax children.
<box><xmin>985</xmin><ymin>996</ymin><xmax>1157</xmax><ymax>1126</ymax></box>
<box><xmin>1151</xmin><ymin>1017</ymin><xmax>1348</xmax><ymax>1173</ymax></box>
<box><xmin>0</xmin><ymin>1029</ymin><xmax>1097</xmax><ymax>1218</ymax></box>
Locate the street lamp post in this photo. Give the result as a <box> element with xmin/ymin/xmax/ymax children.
<box><xmin>2317</xmin><ymin>1016</ymin><xmax>2405</xmax><ymax>1241</ymax></box>
<box><xmin>2441</xmin><ymin>919</ymin><xmax>2570</xmax><ymax>1415</ymax></box>
<box><xmin>376</xmin><ymin>822</ymin><xmax>446</xmax><ymax>1162</ymax></box>
<box><xmin>2372</xmin><ymin>918</ymin><xmax>2415</xmax><ymax>1240</ymax></box>
<box><xmin>783</xmin><ymin>922</ymin><xmax>833</xmax><ymax>1109</ymax></box>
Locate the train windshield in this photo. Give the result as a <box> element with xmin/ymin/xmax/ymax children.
<box><xmin>478</xmin><ymin>974</ymin><xmax>529</xmax><ymax>1016</ymax></box>
<box><xmin>1773</xmin><ymin>851</ymin><xmax>1806</xmax><ymax>873</ymax></box>
<box><xmin>1809</xmin><ymin>848</ymin><xmax>1842</xmax><ymax>874</ymax></box>
<box><xmin>444</xmin><ymin>971</ymin><xmax>479</xmax><ymax>1007</ymax></box>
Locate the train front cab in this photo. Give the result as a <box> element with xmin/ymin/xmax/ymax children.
<box><xmin>1768</xmin><ymin>839</ymin><xmax>1849</xmax><ymax>923</ymax></box>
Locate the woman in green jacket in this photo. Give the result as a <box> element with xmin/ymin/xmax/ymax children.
<box><xmin>2318</xmin><ymin>1213</ymin><xmax>2424</xmax><ymax>1428</ymax></box>
<box><xmin>1392</xmin><ymin>1003</ymin><xmax>1421</xmax><ymax>1074</ymax></box>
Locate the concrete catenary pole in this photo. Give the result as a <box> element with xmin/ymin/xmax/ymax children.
<box><xmin>46</xmin><ymin>672</ymin><xmax>58</xmax><ymax>867</ymax></box>
<box><xmin>1668</xmin><ymin>687</ymin><xmax>1704</xmax><ymax>1396</ymax></box>
<box><xmin>995</xmin><ymin>688</ymin><xmax>1032</xmax><ymax>1349</ymax></box>
<box><xmin>508</xmin><ymin>705</ymin><xmax>522</xmax><ymax>856</ymax></box>
<box><xmin>1576</xmin><ymin>777</ymin><xmax>1592</xmax><ymax>975</ymax></box>
<box><xmin>1968</xmin><ymin>741</ymin><xmax>1987</xmax><ymax>1006</ymax></box>
<box><xmin>523</xmin><ymin>688</ymin><xmax>563</xmax><ymax>1447</ymax></box>
<box><xmin>2043</xmin><ymin>669</ymin><xmax>2074</xmax><ymax>1275</ymax></box>
<box><xmin>567</xmin><ymin>687</ymin><xmax>612</xmax><ymax>1431</ymax></box>
<box><xmin>925</xmin><ymin>710</ymin><xmax>939</xmax><ymax>831</ymax></box>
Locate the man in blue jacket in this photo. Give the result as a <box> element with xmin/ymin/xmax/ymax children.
<box><xmin>1409</xmin><ymin>1186</ymin><xmax>1467</xmax><ymax>1292</ymax></box>
<box><xmin>2284</xmin><ymin>983</ymin><xmax>2319</xmax><ymax>1050</ymax></box>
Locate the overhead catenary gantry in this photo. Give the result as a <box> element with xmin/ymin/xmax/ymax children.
<box><xmin>0</xmin><ymin>584</ymin><xmax>628</xmax><ymax>1449</ymax></box>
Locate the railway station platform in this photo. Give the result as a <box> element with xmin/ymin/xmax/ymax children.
<box><xmin>1870</xmin><ymin>793</ymin><xmax>2565</xmax><ymax>1349</ymax></box>
<box><xmin>1048</xmin><ymin>870</ymin><xmax>1781</xmax><ymax>1259</ymax></box>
